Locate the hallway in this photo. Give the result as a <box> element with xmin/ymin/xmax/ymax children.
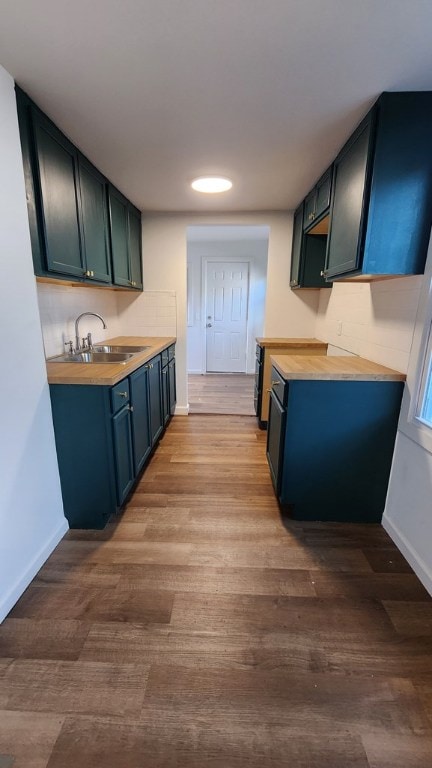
<box><xmin>188</xmin><ymin>373</ymin><xmax>255</xmax><ymax>415</ymax></box>
<box><xmin>1</xmin><ymin>415</ymin><xmax>432</xmax><ymax>767</ymax></box>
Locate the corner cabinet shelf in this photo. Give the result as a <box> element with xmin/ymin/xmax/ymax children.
<box><xmin>324</xmin><ymin>92</ymin><xmax>432</xmax><ymax>281</ymax></box>
<box><xmin>15</xmin><ymin>86</ymin><xmax>143</xmax><ymax>292</ymax></box>
<box><xmin>49</xmin><ymin>345</ymin><xmax>175</xmax><ymax>528</ymax></box>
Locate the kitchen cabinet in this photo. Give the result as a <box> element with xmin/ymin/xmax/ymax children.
<box><xmin>324</xmin><ymin>92</ymin><xmax>432</xmax><ymax>281</ymax></box>
<box><xmin>15</xmin><ymin>86</ymin><xmax>142</xmax><ymax>291</ymax></box>
<box><xmin>32</xmin><ymin>109</ymin><xmax>84</xmax><ymax>279</ymax></box>
<box><xmin>49</xmin><ymin>345</ymin><xmax>174</xmax><ymax>528</ymax></box>
<box><xmin>130</xmin><ymin>364</ymin><xmax>152</xmax><ymax>473</ymax></box>
<box><xmin>255</xmin><ymin>339</ymin><xmax>327</xmax><ymax>426</ymax></box>
<box><xmin>290</xmin><ymin>203</ymin><xmax>330</xmax><ymax>289</ymax></box>
<box><xmin>266</xmin><ymin>357</ymin><xmax>404</xmax><ymax>522</ymax></box>
<box><xmin>303</xmin><ymin>168</ymin><xmax>331</xmax><ymax>230</ymax></box>
<box><xmin>148</xmin><ymin>354</ymin><xmax>163</xmax><ymax>445</ymax></box>
<box><xmin>108</xmin><ymin>185</ymin><xmax>143</xmax><ymax>290</ymax></box>
<box><xmin>78</xmin><ymin>155</ymin><xmax>112</xmax><ymax>283</ymax></box>
<box><xmin>161</xmin><ymin>344</ymin><xmax>176</xmax><ymax>425</ymax></box>
<box><xmin>112</xmin><ymin>404</ymin><xmax>135</xmax><ymax>505</ymax></box>
<box><xmin>168</xmin><ymin>354</ymin><xmax>177</xmax><ymax>416</ymax></box>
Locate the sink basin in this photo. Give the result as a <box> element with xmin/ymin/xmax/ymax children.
<box><xmin>49</xmin><ymin>351</ymin><xmax>134</xmax><ymax>364</ymax></box>
<box><xmin>92</xmin><ymin>345</ymin><xmax>150</xmax><ymax>354</ymax></box>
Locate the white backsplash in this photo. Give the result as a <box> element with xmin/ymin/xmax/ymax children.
<box><xmin>37</xmin><ymin>282</ymin><xmax>176</xmax><ymax>358</ymax></box>
<box><xmin>315</xmin><ymin>276</ymin><xmax>423</xmax><ymax>372</ymax></box>
<box><xmin>116</xmin><ymin>290</ymin><xmax>177</xmax><ymax>337</ymax></box>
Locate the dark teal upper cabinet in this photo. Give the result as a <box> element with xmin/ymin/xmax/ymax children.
<box><xmin>289</xmin><ymin>205</ymin><xmax>303</xmax><ymax>288</ymax></box>
<box><xmin>324</xmin><ymin>92</ymin><xmax>432</xmax><ymax>281</ymax></box>
<box><xmin>15</xmin><ymin>86</ymin><xmax>142</xmax><ymax>291</ymax></box>
<box><xmin>78</xmin><ymin>156</ymin><xmax>112</xmax><ymax>283</ymax></box>
<box><xmin>290</xmin><ymin>202</ymin><xmax>330</xmax><ymax>290</ymax></box>
<box><xmin>32</xmin><ymin>110</ymin><xmax>84</xmax><ymax>278</ymax></box>
<box><xmin>128</xmin><ymin>207</ymin><xmax>143</xmax><ymax>290</ymax></box>
<box><xmin>303</xmin><ymin>168</ymin><xmax>332</xmax><ymax>231</ymax></box>
<box><xmin>109</xmin><ymin>185</ymin><xmax>143</xmax><ymax>290</ymax></box>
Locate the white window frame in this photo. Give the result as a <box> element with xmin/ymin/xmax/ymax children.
<box><xmin>399</xmin><ymin>230</ymin><xmax>432</xmax><ymax>455</ymax></box>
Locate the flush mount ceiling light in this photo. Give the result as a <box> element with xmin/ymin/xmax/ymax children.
<box><xmin>191</xmin><ymin>176</ymin><xmax>233</xmax><ymax>194</ymax></box>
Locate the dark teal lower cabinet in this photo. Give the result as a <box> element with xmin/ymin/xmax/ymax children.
<box><xmin>161</xmin><ymin>364</ymin><xmax>170</xmax><ymax>426</ymax></box>
<box><xmin>130</xmin><ymin>365</ymin><xmax>151</xmax><ymax>473</ymax></box>
<box><xmin>168</xmin><ymin>358</ymin><xmax>176</xmax><ymax>415</ymax></box>
<box><xmin>49</xmin><ymin>345</ymin><xmax>175</xmax><ymax>529</ymax></box>
<box><xmin>266</xmin><ymin>376</ymin><xmax>403</xmax><ymax>523</ymax></box>
<box><xmin>112</xmin><ymin>405</ymin><xmax>135</xmax><ymax>505</ymax></box>
<box><xmin>148</xmin><ymin>356</ymin><xmax>163</xmax><ymax>445</ymax></box>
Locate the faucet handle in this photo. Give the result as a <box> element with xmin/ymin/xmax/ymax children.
<box><xmin>64</xmin><ymin>340</ymin><xmax>74</xmax><ymax>354</ymax></box>
<box><xmin>87</xmin><ymin>332</ymin><xmax>93</xmax><ymax>349</ymax></box>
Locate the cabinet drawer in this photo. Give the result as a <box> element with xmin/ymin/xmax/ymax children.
<box><xmin>111</xmin><ymin>379</ymin><xmax>130</xmax><ymax>414</ymax></box>
<box><xmin>161</xmin><ymin>348</ymin><xmax>169</xmax><ymax>368</ymax></box>
<box><xmin>256</xmin><ymin>344</ymin><xmax>263</xmax><ymax>363</ymax></box>
<box><xmin>269</xmin><ymin>366</ymin><xmax>287</xmax><ymax>407</ymax></box>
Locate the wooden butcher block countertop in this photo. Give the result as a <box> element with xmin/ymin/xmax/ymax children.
<box><xmin>46</xmin><ymin>336</ymin><xmax>176</xmax><ymax>386</ymax></box>
<box><xmin>270</xmin><ymin>354</ymin><xmax>406</xmax><ymax>382</ymax></box>
<box><xmin>256</xmin><ymin>337</ymin><xmax>327</xmax><ymax>349</ymax></box>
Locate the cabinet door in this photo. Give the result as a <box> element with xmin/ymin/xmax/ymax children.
<box><xmin>315</xmin><ymin>169</ymin><xmax>331</xmax><ymax>219</ymax></box>
<box><xmin>130</xmin><ymin>365</ymin><xmax>151</xmax><ymax>474</ymax></box>
<box><xmin>290</xmin><ymin>205</ymin><xmax>304</xmax><ymax>288</ymax></box>
<box><xmin>148</xmin><ymin>356</ymin><xmax>163</xmax><ymax>445</ymax></box>
<box><xmin>33</xmin><ymin>111</ymin><xmax>84</xmax><ymax>278</ymax></box>
<box><xmin>128</xmin><ymin>207</ymin><xmax>143</xmax><ymax>289</ymax></box>
<box><xmin>325</xmin><ymin>117</ymin><xmax>372</xmax><ymax>278</ymax></box>
<box><xmin>266</xmin><ymin>390</ymin><xmax>286</xmax><ymax>496</ymax></box>
<box><xmin>161</xmin><ymin>365</ymin><xmax>170</xmax><ymax>426</ymax></box>
<box><xmin>109</xmin><ymin>186</ymin><xmax>130</xmax><ymax>287</ymax></box>
<box><xmin>303</xmin><ymin>190</ymin><xmax>316</xmax><ymax>228</ymax></box>
<box><xmin>168</xmin><ymin>359</ymin><xmax>176</xmax><ymax>415</ymax></box>
<box><xmin>78</xmin><ymin>157</ymin><xmax>111</xmax><ymax>283</ymax></box>
<box><xmin>112</xmin><ymin>406</ymin><xmax>134</xmax><ymax>505</ymax></box>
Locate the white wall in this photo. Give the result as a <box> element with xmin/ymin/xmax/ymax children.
<box><xmin>187</xmin><ymin>238</ymin><xmax>268</xmax><ymax>374</ymax></box>
<box><xmin>315</xmin><ymin>276</ymin><xmax>423</xmax><ymax>372</ymax></box>
<box><xmin>141</xmin><ymin>212</ymin><xmax>320</xmax><ymax>410</ymax></box>
<box><xmin>384</xmin><ymin>432</ymin><xmax>432</xmax><ymax>593</ymax></box>
<box><xmin>37</xmin><ymin>282</ymin><xmax>121</xmax><ymax>358</ymax></box>
<box><xmin>37</xmin><ymin>282</ymin><xmax>176</xmax><ymax>359</ymax></box>
<box><xmin>0</xmin><ymin>65</ymin><xmax>67</xmax><ymax>623</ymax></box>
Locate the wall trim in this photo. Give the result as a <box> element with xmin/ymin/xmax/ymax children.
<box><xmin>0</xmin><ymin>517</ymin><xmax>69</xmax><ymax>623</ymax></box>
<box><xmin>382</xmin><ymin>514</ymin><xmax>432</xmax><ymax>597</ymax></box>
<box><xmin>174</xmin><ymin>404</ymin><xmax>189</xmax><ymax>416</ymax></box>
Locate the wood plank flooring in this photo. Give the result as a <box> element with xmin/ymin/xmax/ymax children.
<box><xmin>188</xmin><ymin>373</ymin><xmax>255</xmax><ymax>414</ymax></box>
<box><xmin>1</xmin><ymin>414</ymin><xmax>432</xmax><ymax>767</ymax></box>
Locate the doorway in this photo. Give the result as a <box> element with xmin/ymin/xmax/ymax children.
<box><xmin>186</xmin><ymin>225</ymin><xmax>269</xmax><ymax>415</ymax></box>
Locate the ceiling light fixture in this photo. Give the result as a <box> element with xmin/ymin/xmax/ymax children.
<box><xmin>191</xmin><ymin>176</ymin><xmax>233</xmax><ymax>194</ymax></box>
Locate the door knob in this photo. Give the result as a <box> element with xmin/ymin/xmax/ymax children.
<box><xmin>206</xmin><ymin>323</ymin><xmax>212</xmax><ymax>328</ymax></box>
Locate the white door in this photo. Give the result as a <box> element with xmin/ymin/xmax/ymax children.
<box><xmin>205</xmin><ymin>261</ymin><xmax>249</xmax><ymax>372</ymax></box>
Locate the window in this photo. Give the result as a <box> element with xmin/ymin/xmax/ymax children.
<box><xmin>417</xmin><ymin>324</ymin><xmax>432</xmax><ymax>428</ymax></box>
<box><xmin>399</xmin><ymin>232</ymin><xmax>432</xmax><ymax>454</ymax></box>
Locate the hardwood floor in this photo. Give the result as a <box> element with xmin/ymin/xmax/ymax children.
<box><xmin>188</xmin><ymin>373</ymin><xmax>255</xmax><ymax>414</ymax></box>
<box><xmin>1</xmin><ymin>414</ymin><xmax>432</xmax><ymax>767</ymax></box>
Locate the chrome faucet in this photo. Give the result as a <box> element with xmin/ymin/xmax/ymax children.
<box><xmin>74</xmin><ymin>312</ymin><xmax>107</xmax><ymax>352</ymax></box>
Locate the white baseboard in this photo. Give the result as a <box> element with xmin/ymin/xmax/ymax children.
<box><xmin>0</xmin><ymin>517</ymin><xmax>69</xmax><ymax>623</ymax></box>
<box><xmin>382</xmin><ymin>514</ymin><xmax>432</xmax><ymax>596</ymax></box>
<box><xmin>187</xmin><ymin>369</ymin><xmax>204</xmax><ymax>374</ymax></box>
<box><xmin>174</xmin><ymin>404</ymin><xmax>189</xmax><ymax>416</ymax></box>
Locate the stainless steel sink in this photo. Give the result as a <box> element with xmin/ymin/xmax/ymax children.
<box><xmin>49</xmin><ymin>351</ymin><xmax>134</xmax><ymax>364</ymax></box>
<box><xmin>92</xmin><ymin>345</ymin><xmax>150</xmax><ymax>354</ymax></box>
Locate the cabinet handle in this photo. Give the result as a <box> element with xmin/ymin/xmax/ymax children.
<box><xmin>271</xmin><ymin>380</ymin><xmax>280</xmax><ymax>386</ymax></box>
<box><xmin>84</xmin><ymin>270</ymin><xmax>91</xmax><ymax>277</ymax></box>
<box><xmin>90</xmin><ymin>271</ymin><xmax>94</xmax><ymax>277</ymax></box>
<box><xmin>320</xmin><ymin>270</ymin><xmax>327</xmax><ymax>277</ymax></box>
<box><xmin>116</xmin><ymin>391</ymin><xmax>128</xmax><ymax>398</ymax></box>
<box><xmin>127</xmin><ymin>405</ymin><xmax>134</xmax><ymax>412</ymax></box>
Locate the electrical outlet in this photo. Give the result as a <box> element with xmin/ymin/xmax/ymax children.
<box><xmin>336</xmin><ymin>320</ymin><xmax>342</xmax><ymax>336</ymax></box>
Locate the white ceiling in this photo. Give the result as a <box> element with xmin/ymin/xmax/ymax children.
<box><xmin>1</xmin><ymin>1</ymin><xmax>432</xmax><ymax>213</ymax></box>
